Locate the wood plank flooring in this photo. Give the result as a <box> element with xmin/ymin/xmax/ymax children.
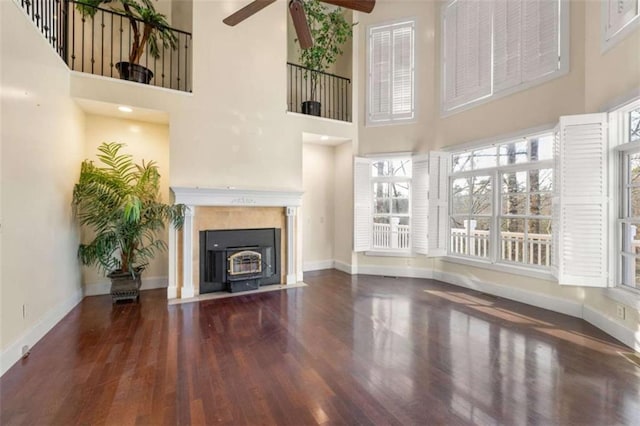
<box><xmin>1</xmin><ymin>270</ymin><xmax>639</xmax><ymax>425</ymax></box>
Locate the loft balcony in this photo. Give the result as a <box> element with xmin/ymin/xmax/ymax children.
<box><xmin>19</xmin><ymin>0</ymin><xmax>192</xmax><ymax>92</ymax></box>
<box><xmin>19</xmin><ymin>0</ymin><xmax>354</xmax><ymax>123</ymax></box>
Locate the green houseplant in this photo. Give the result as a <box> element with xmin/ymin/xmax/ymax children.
<box><xmin>298</xmin><ymin>0</ymin><xmax>353</xmax><ymax>116</ymax></box>
<box><xmin>76</xmin><ymin>0</ymin><xmax>177</xmax><ymax>83</ymax></box>
<box><xmin>73</xmin><ymin>142</ymin><xmax>185</xmax><ymax>302</ymax></box>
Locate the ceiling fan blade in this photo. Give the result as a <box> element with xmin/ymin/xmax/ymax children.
<box><xmin>318</xmin><ymin>0</ymin><xmax>375</xmax><ymax>13</ymax></box>
<box><xmin>289</xmin><ymin>0</ymin><xmax>313</xmax><ymax>49</ymax></box>
<box><xmin>223</xmin><ymin>0</ymin><xmax>277</xmax><ymax>26</ymax></box>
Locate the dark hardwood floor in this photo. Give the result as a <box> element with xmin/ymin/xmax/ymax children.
<box><xmin>1</xmin><ymin>270</ymin><xmax>639</xmax><ymax>425</ymax></box>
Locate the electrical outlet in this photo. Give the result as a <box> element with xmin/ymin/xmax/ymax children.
<box><xmin>616</xmin><ymin>304</ymin><xmax>626</xmax><ymax>320</ymax></box>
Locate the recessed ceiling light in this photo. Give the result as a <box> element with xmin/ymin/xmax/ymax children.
<box><xmin>118</xmin><ymin>106</ymin><xmax>133</xmax><ymax>113</ymax></box>
<box><xmin>320</xmin><ymin>135</ymin><xmax>329</xmax><ymax>141</ymax></box>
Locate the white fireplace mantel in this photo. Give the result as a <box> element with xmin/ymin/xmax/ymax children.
<box><xmin>167</xmin><ymin>187</ymin><xmax>304</xmax><ymax>300</ymax></box>
<box><xmin>171</xmin><ymin>187</ymin><xmax>304</xmax><ymax>207</ymax></box>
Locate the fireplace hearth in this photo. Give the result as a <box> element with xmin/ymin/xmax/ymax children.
<box><xmin>200</xmin><ymin>228</ymin><xmax>281</xmax><ymax>294</ymax></box>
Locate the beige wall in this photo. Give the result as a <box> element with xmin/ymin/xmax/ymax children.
<box><xmin>333</xmin><ymin>141</ymin><xmax>355</xmax><ymax>267</ymax></box>
<box><xmin>302</xmin><ymin>143</ymin><xmax>335</xmax><ymax>266</ymax></box>
<box><xmin>82</xmin><ymin>115</ymin><xmax>170</xmax><ymax>291</ymax></box>
<box><xmin>1</xmin><ymin>0</ymin><xmax>85</xmax><ymax>361</ymax></box>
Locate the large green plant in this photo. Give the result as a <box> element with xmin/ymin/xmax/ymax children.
<box><xmin>298</xmin><ymin>0</ymin><xmax>353</xmax><ymax>101</ymax></box>
<box><xmin>76</xmin><ymin>0</ymin><xmax>177</xmax><ymax>65</ymax></box>
<box><xmin>73</xmin><ymin>142</ymin><xmax>185</xmax><ymax>277</ymax></box>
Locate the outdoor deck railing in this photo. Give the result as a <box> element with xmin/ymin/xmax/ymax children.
<box><xmin>450</xmin><ymin>228</ymin><xmax>551</xmax><ymax>266</ymax></box>
<box><xmin>373</xmin><ymin>223</ymin><xmax>410</xmax><ymax>250</ymax></box>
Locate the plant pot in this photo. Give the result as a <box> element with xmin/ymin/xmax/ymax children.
<box><xmin>115</xmin><ymin>62</ymin><xmax>154</xmax><ymax>84</ymax></box>
<box><xmin>302</xmin><ymin>100</ymin><xmax>321</xmax><ymax>116</ymax></box>
<box><xmin>108</xmin><ymin>269</ymin><xmax>143</xmax><ymax>303</ymax></box>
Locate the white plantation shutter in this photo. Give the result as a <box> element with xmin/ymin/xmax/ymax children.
<box><xmin>522</xmin><ymin>0</ymin><xmax>560</xmax><ymax>82</ymax></box>
<box><xmin>367</xmin><ymin>20</ymin><xmax>415</xmax><ymax>124</ymax></box>
<box><xmin>369</xmin><ymin>28</ymin><xmax>391</xmax><ymax>122</ymax></box>
<box><xmin>391</xmin><ymin>23</ymin><xmax>414</xmax><ymax>119</ymax></box>
<box><xmin>554</xmin><ymin>113</ymin><xmax>609</xmax><ymax>287</ymax></box>
<box><xmin>493</xmin><ymin>0</ymin><xmax>523</xmax><ymax>92</ymax></box>
<box><xmin>428</xmin><ymin>152</ymin><xmax>449</xmax><ymax>257</ymax></box>
<box><xmin>354</xmin><ymin>157</ymin><xmax>372</xmax><ymax>252</ymax></box>
<box><xmin>412</xmin><ymin>155</ymin><xmax>429</xmax><ymax>254</ymax></box>
<box><xmin>443</xmin><ymin>0</ymin><xmax>492</xmax><ymax>111</ymax></box>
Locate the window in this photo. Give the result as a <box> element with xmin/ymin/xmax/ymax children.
<box><xmin>449</xmin><ymin>133</ymin><xmax>555</xmax><ymax>269</ymax></box>
<box><xmin>442</xmin><ymin>0</ymin><xmax>568</xmax><ymax>113</ymax></box>
<box><xmin>618</xmin><ymin>102</ymin><xmax>640</xmax><ymax>291</ymax></box>
<box><xmin>367</xmin><ymin>19</ymin><xmax>415</xmax><ymax>125</ymax></box>
<box><xmin>603</xmin><ymin>0</ymin><xmax>640</xmax><ymax>50</ymax></box>
<box><xmin>353</xmin><ymin>153</ymin><xmax>448</xmax><ymax>255</ymax></box>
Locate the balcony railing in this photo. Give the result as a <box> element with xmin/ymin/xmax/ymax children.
<box><xmin>18</xmin><ymin>0</ymin><xmax>192</xmax><ymax>92</ymax></box>
<box><xmin>450</xmin><ymin>228</ymin><xmax>551</xmax><ymax>266</ymax></box>
<box><xmin>287</xmin><ymin>62</ymin><xmax>351</xmax><ymax>122</ymax></box>
<box><xmin>373</xmin><ymin>223</ymin><xmax>410</xmax><ymax>250</ymax></box>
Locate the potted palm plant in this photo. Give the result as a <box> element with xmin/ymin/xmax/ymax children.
<box><xmin>298</xmin><ymin>0</ymin><xmax>353</xmax><ymax>116</ymax></box>
<box><xmin>76</xmin><ymin>0</ymin><xmax>177</xmax><ymax>84</ymax></box>
<box><xmin>73</xmin><ymin>142</ymin><xmax>185</xmax><ymax>302</ymax></box>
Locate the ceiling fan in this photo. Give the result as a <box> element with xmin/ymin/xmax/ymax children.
<box><xmin>223</xmin><ymin>0</ymin><xmax>376</xmax><ymax>49</ymax></box>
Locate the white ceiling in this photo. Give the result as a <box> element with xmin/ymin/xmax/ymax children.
<box><xmin>302</xmin><ymin>132</ymin><xmax>351</xmax><ymax>146</ymax></box>
<box><xmin>73</xmin><ymin>98</ymin><xmax>170</xmax><ymax>124</ymax></box>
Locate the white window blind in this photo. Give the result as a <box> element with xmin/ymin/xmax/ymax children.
<box><xmin>354</xmin><ymin>157</ymin><xmax>372</xmax><ymax>252</ymax></box>
<box><xmin>522</xmin><ymin>0</ymin><xmax>560</xmax><ymax>82</ymax></box>
<box><xmin>412</xmin><ymin>155</ymin><xmax>429</xmax><ymax>254</ymax></box>
<box><xmin>554</xmin><ymin>113</ymin><xmax>609</xmax><ymax>287</ymax></box>
<box><xmin>428</xmin><ymin>152</ymin><xmax>449</xmax><ymax>257</ymax></box>
<box><xmin>493</xmin><ymin>0</ymin><xmax>523</xmax><ymax>92</ymax></box>
<box><xmin>443</xmin><ymin>0</ymin><xmax>492</xmax><ymax>110</ymax></box>
<box><xmin>367</xmin><ymin>19</ymin><xmax>415</xmax><ymax>125</ymax></box>
<box><xmin>443</xmin><ymin>0</ymin><xmax>564</xmax><ymax>113</ymax></box>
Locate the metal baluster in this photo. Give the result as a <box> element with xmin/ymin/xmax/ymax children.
<box><xmin>100</xmin><ymin>10</ymin><xmax>104</xmax><ymax>76</ymax></box>
<box><xmin>176</xmin><ymin>32</ymin><xmax>181</xmax><ymax>91</ymax></box>
<box><xmin>90</xmin><ymin>14</ymin><xmax>95</xmax><ymax>73</ymax></box>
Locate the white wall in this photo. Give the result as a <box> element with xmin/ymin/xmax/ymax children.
<box><xmin>302</xmin><ymin>143</ymin><xmax>335</xmax><ymax>269</ymax></box>
<box><xmin>82</xmin><ymin>115</ymin><xmax>170</xmax><ymax>295</ymax></box>
<box><xmin>1</xmin><ymin>1</ymin><xmax>85</xmax><ymax>374</ymax></box>
<box><xmin>333</xmin><ymin>140</ymin><xmax>355</xmax><ymax>269</ymax></box>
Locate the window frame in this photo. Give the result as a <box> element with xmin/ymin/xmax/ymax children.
<box><xmin>601</xmin><ymin>0</ymin><xmax>640</xmax><ymax>53</ymax></box>
<box><xmin>447</xmin><ymin>131</ymin><xmax>556</xmax><ymax>273</ymax></box>
<box><xmin>369</xmin><ymin>157</ymin><xmax>413</xmax><ymax>254</ymax></box>
<box><xmin>440</xmin><ymin>0</ymin><xmax>570</xmax><ymax>116</ymax></box>
<box><xmin>614</xmin><ymin>99</ymin><xmax>640</xmax><ymax>294</ymax></box>
<box><xmin>366</xmin><ymin>18</ymin><xmax>417</xmax><ymax>127</ymax></box>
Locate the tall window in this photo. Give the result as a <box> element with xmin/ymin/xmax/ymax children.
<box><xmin>603</xmin><ymin>0</ymin><xmax>640</xmax><ymax>50</ymax></box>
<box><xmin>367</xmin><ymin>19</ymin><xmax>415</xmax><ymax>125</ymax></box>
<box><xmin>442</xmin><ymin>0</ymin><xmax>567</xmax><ymax>113</ymax></box>
<box><xmin>619</xmin><ymin>104</ymin><xmax>640</xmax><ymax>291</ymax></box>
<box><xmin>372</xmin><ymin>159</ymin><xmax>412</xmax><ymax>250</ymax></box>
<box><xmin>449</xmin><ymin>133</ymin><xmax>554</xmax><ymax>269</ymax></box>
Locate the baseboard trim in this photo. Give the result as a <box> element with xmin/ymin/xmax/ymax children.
<box><xmin>83</xmin><ymin>276</ymin><xmax>168</xmax><ymax>296</ymax></box>
<box><xmin>583</xmin><ymin>305</ymin><xmax>640</xmax><ymax>352</ymax></box>
<box><xmin>334</xmin><ymin>260</ymin><xmax>355</xmax><ymax>275</ymax></box>
<box><xmin>0</xmin><ymin>287</ymin><xmax>84</xmax><ymax>377</ymax></box>
<box><xmin>358</xmin><ymin>264</ymin><xmax>434</xmax><ymax>279</ymax></box>
<box><xmin>303</xmin><ymin>260</ymin><xmax>335</xmax><ymax>272</ymax></box>
<box><xmin>433</xmin><ymin>270</ymin><xmax>583</xmax><ymax>318</ymax></box>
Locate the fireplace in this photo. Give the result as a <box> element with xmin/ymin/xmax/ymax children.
<box><xmin>199</xmin><ymin>228</ymin><xmax>281</xmax><ymax>294</ymax></box>
<box><xmin>168</xmin><ymin>187</ymin><xmax>303</xmax><ymax>300</ymax></box>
